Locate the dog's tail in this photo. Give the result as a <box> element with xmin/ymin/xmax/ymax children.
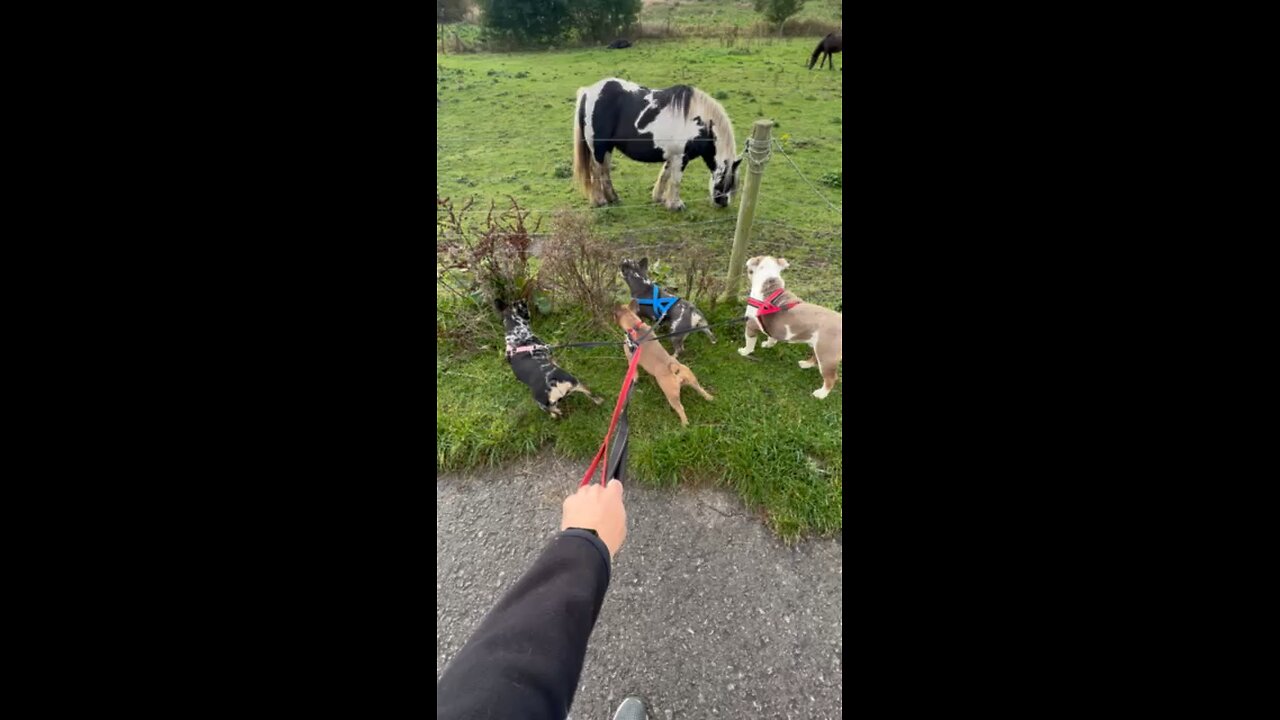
<box><xmin>573</xmin><ymin>88</ymin><xmax>593</xmax><ymax>199</ymax></box>
<box><xmin>809</xmin><ymin>39</ymin><xmax>825</xmax><ymax>69</ymax></box>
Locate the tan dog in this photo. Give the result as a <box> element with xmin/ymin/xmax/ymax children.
<box><xmin>737</xmin><ymin>256</ymin><xmax>843</xmax><ymax>399</ymax></box>
<box><xmin>614</xmin><ymin>301</ymin><xmax>714</xmax><ymax>426</ymax></box>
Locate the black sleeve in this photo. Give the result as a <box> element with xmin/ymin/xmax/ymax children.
<box><xmin>437</xmin><ymin>529</ymin><xmax>612</xmax><ymax>720</ymax></box>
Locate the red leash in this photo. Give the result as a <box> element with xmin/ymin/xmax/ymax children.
<box><xmin>580</xmin><ymin>342</ymin><xmax>643</xmax><ymax>486</ymax></box>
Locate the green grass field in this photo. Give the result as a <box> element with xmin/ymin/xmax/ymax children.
<box><xmin>636</xmin><ymin>0</ymin><xmax>842</xmax><ymax>36</ymax></box>
<box><xmin>437</xmin><ymin>29</ymin><xmax>843</xmax><ymax>539</ymax></box>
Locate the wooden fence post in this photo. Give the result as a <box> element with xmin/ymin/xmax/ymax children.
<box><xmin>720</xmin><ymin>119</ymin><xmax>773</xmax><ymax>303</ymax></box>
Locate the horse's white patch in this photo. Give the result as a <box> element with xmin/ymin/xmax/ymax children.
<box><xmin>636</xmin><ymin>92</ymin><xmax>660</xmax><ymax>134</ymax></box>
<box><xmin>549</xmin><ymin>381</ymin><xmax>573</xmax><ymax>403</ymax></box>
<box><xmin>643</xmin><ymin>104</ymin><xmax>702</xmax><ymax>161</ymax></box>
<box><xmin>583</xmin><ymin>89</ymin><xmax>599</xmax><ymax>152</ymax></box>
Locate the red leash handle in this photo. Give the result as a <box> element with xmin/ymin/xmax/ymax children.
<box><xmin>580</xmin><ymin>343</ymin><xmax>643</xmax><ymax>486</ymax></box>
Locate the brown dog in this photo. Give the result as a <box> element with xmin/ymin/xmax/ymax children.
<box><xmin>614</xmin><ymin>301</ymin><xmax>714</xmax><ymax>426</ymax></box>
<box><xmin>738</xmin><ymin>256</ymin><xmax>843</xmax><ymax>399</ymax></box>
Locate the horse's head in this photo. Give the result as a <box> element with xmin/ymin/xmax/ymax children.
<box><xmin>710</xmin><ymin>153</ymin><xmax>743</xmax><ymax>208</ymax></box>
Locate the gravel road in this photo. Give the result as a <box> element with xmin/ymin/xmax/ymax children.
<box><xmin>437</xmin><ymin>453</ymin><xmax>843</xmax><ymax>719</ymax></box>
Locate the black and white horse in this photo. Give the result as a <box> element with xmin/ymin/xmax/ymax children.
<box><xmin>573</xmin><ymin>77</ymin><xmax>741</xmax><ymax>211</ymax></box>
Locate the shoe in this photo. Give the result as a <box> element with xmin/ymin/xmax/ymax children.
<box><xmin>612</xmin><ymin>696</ymin><xmax>646</xmax><ymax>720</ymax></box>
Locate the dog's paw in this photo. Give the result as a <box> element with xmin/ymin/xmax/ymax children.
<box><xmin>738</xmin><ymin>347</ymin><xmax>753</xmax><ymax>356</ymax></box>
<box><xmin>762</xmin><ymin>338</ymin><xmax>778</xmax><ymax>348</ymax></box>
<box><xmin>591</xmin><ymin>395</ymin><xmax>604</xmax><ymax>405</ymax></box>
<box><xmin>812</xmin><ymin>387</ymin><xmax>830</xmax><ymax>400</ymax></box>
<box><xmin>799</xmin><ymin>360</ymin><xmax>816</xmax><ymax>369</ymax></box>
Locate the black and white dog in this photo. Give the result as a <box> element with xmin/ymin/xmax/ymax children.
<box><xmin>619</xmin><ymin>257</ymin><xmax>716</xmax><ymax>357</ymax></box>
<box><xmin>496</xmin><ymin>299</ymin><xmax>603</xmax><ymax>418</ymax></box>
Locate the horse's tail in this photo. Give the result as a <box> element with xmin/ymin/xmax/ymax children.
<box><xmin>809</xmin><ymin>39</ymin><xmax>825</xmax><ymax>69</ymax></box>
<box><xmin>573</xmin><ymin>89</ymin><xmax>592</xmax><ymax>198</ymax></box>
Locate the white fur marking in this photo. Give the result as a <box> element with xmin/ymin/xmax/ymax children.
<box><xmin>549</xmin><ymin>382</ymin><xmax>573</xmax><ymax>403</ymax></box>
<box><xmin>783</xmin><ymin>325</ymin><xmax>795</xmax><ymax>340</ymax></box>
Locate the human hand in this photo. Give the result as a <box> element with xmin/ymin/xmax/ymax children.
<box><xmin>561</xmin><ymin>480</ymin><xmax>627</xmax><ymax>559</ymax></box>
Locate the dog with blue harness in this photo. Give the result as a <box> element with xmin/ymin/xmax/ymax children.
<box><xmin>619</xmin><ymin>257</ymin><xmax>716</xmax><ymax>357</ymax></box>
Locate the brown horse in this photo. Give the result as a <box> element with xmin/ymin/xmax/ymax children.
<box><xmin>808</xmin><ymin>33</ymin><xmax>842</xmax><ymax>70</ymax></box>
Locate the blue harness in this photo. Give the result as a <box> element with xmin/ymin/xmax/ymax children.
<box><xmin>636</xmin><ymin>285</ymin><xmax>678</xmax><ymax>317</ymax></box>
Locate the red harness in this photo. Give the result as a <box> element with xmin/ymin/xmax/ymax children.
<box><xmin>746</xmin><ymin>288</ymin><xmax>799</xmax><ymax>318</ymax></box>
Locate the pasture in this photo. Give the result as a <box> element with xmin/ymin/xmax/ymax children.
<box><xmin>436</xmin><ymin>34</ymin><xmax>843</xmax><ymax>539</ymax></box>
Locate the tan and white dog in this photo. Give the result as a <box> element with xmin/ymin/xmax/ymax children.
<box><xmin>738</xmin><ymin>256</ymin><xmax>843</xmax><ymax>399</ymax></box>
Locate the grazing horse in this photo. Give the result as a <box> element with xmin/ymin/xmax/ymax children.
<box><xmin>573</xmin><ymin>77</ymin><xmax>741</xmax><ymax>211</ymax></box>
<box><xmin>809</xmin><ymin>33</ymin><xmax>842</xmax><ymax>70</ymax></box>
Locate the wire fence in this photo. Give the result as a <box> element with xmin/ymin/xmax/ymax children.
<box><xmin>437</xmin><ymin>123</ymin><xmax>842</xmax><ymax>352</ymax></box>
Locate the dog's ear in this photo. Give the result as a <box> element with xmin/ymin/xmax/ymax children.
<box><xmin>746</xmin><ymin>256</ymin><xmax>760</xmax><ymax>273</ymax></box>
<box><xmin>494</xmin><ymin>298</ymin><xmax>507</xmax><ymax>312</ymax></box>
<box><xmin>777</xmin><ymin>257</ymin><xmax>790</xmax><ymax>270</ymax></box>
<box><xmin>639</xmin><ymin>257</ymin><xmax>649</xmax><ymax>272</ymax></box>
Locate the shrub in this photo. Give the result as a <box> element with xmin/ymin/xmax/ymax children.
<box><xmin>480</xmin><ymin>0</ymin><xmax>572</xmax><ymax>46</ymax></box>
<box><xmin>569</xmin><ymin>0</ymin><xmax>642</xmax><ymax>43</ymax></box>
<box><xmin>539</xmin><ymin>212</ymin><xmax>620</xmax><ymax>329</ymax></box>
<box><xmin>437</xmin><ymin>195</ymin><xmax>543</xmax><ymax>349</ymax></box>
<box><xmin>753</xmin><ymin>0</ymin><xmax>806</xmax><ymax>36</ymax></box>
<box><xmin>437</xmin><ymin>0</ymin><xmax>472</xmax><ymax>23</ymax></box>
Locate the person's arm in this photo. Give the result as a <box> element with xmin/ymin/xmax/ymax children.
<box><xmin>437</xmin><ymin>481</ymin><xmax>627</xmax><ymax>720</ymax></box>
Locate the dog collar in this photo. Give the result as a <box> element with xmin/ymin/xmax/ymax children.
<box><xmin>625</xmin><ymin>324</ymin><xmax>649</xmax><ymax>350</ymax></box>
<box><xmin>635</xmin><ymin>285</ymin><xmax>677</xmax><ymax>317</ymax></box>
<box><xmin>746</xmin><ymin>288</ymin><xmax>799</xmax><ymax>317</ymax></box>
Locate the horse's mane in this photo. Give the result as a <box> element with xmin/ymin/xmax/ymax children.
<box><xmin>687</xmin><ymin>88</ymin><xmax>736</xmax><ymax>163</ymax></box>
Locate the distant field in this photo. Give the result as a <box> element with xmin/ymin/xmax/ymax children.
<box><xmin>637</xmin><ymin>0</ymin><xmax>842</xmax><ymax>36</ymax></box>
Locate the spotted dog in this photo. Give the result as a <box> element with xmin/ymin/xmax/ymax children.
<box><xmin>737</xmin><ymin>256</ymin><xmax>843</xmax><ymax>399</ymax></box>
<box><xmin>619</xmin><ymin>257</ymin><xmax>716</xmax><ymax>357</ymax></box>
<box><xmin>497</xmin><ymin>299</ymin><xmax>603</xmax><ymax>417</ymax></box>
